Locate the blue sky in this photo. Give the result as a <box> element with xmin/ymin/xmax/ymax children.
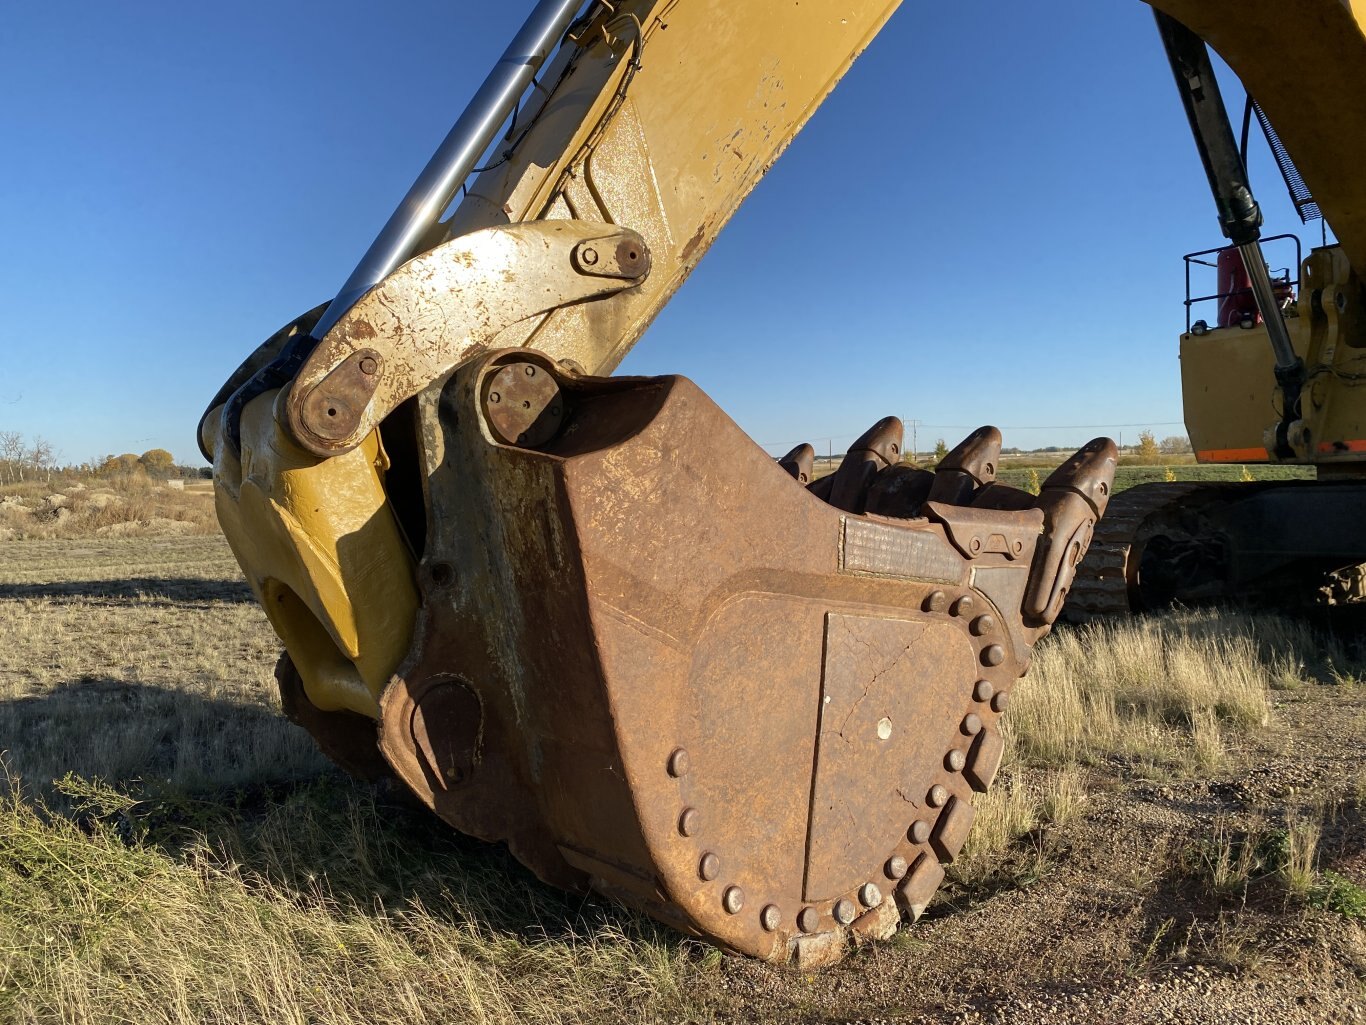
<box><xmin>0</xmin><ymin>1</ymin><xmax>1313</xmax><ymax>465</ymax></box>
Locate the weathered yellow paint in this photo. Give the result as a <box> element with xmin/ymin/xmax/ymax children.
<box><xmin>1182</xmin><ymin>246</ymin><xmax>1366</xmax><ymax>465</ymax></box>
<box><xmin>206</xmin><ymin>393</ymin><xmax>417</xmax><ymax>718</ymax></box>
<box><xmin>447</xmin><ymin>0</ymin><xmax>904</xmax><ymax>376</ymax></box>
<box><xmin>1181</xmin><ymin>320</ymin><xmax>1290</xmax><ymax>463</ymax></box>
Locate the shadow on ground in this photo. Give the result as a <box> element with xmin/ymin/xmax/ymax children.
<box><xmin>0</xmin><ymin>678</ymin><xmax>671</xmax><ymax>951</ymax></box>
<box><xmin>7</xmin><ymin>673</ymin><xmax>1366</xmax><ymax>1024</ymax></box>
<box><xmin>0</xmin><ymin>577</ymin><xmax>254</xmax><ymax>604</ymax></box>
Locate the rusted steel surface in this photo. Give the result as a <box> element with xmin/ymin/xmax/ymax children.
<box><xmin>481</xmin><ymin>361</ymin><xmax>565</xmax><ymax>447</ymax></box>
<box><xmin>275</xmin><ymin>654</ymin><xmax>390</xmax><ymax>783</ymax></box>
<box><xmin>778</xmin><ymin>443</ymin><xmax>815</xmax><ymax>485</ymax></box>
<box><xmin>297</xmin><ymin>349</ymin><xmax>384</xmax><ymax>447</ymax></box>
<box><xmin>337</xmin><ymin>350</ymin><xmax>1118</xmax><ymax>965</ymax></box>
<box><xmin>826</xmin><ymin>416</ymin><xmax>903</xmax><ymax>512</ymax></box>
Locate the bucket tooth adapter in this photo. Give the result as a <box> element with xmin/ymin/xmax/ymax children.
<box><xmin>201</xmin><ymin>0</ymin><xmax>1118</xmax><ymax>965</ymax></box>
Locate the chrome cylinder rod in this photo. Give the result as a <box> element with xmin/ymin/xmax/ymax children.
<box><xmin>311</xmin><ymin>0</ymin><xmax>586</xmax><ymax>341</ymax></box>
<box><xmin>1236</xmin><ymin>240</ymin><xmax>1299</xmax><ymax>370</ymax></box>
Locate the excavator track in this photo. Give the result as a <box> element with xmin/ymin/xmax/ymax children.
<box><xmin>1066</xmin><ymin>478</ymin><xmax>1366</xmax><ymax>620</ymax></box>
<box><xmin>1064</xmin><ymin>482</ymin><xmax>1210</xmax><ymax>621</ymax></box>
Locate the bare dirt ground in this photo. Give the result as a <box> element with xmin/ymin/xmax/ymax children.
<box><xmin>1</xmin><ymin>536</ymin><xmax>1363</xmax><ymax>1024</ymax></box>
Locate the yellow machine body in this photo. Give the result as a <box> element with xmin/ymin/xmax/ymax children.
<box><xmin>1183</xmin><ymin>248</ymin><xmax>1366</xmax><ymax>467</ymax></box>
<box><xmin>204</xmin><ymin>390</ymin><xmax>417</xmax><ymax>718</ymax></box>
<box><xmin>1153</xmin><ymin>0</ymin><xmax>1366</xmax><ymax>470</ymax></box>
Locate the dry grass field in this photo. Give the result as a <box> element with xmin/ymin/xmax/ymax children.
<box><xmin>2</xmin><ymin>514</ymin><xmax>1365</xmax><ymax>1022</ymax></box>
<box><xmin>0</xmin><ymin>477</ymin><xmax>217</xmax><ymax>542</ymax></box>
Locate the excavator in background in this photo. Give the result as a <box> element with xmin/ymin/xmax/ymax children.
<box><xmin>199</xmin><ymin>0</ymin><xmax>1365</xmax><ymax>965</ymax></box>
<box><xmin>1069</xmin><ymin>6</ymin><xmax>1366</xmax><ymax>617</ymax></box>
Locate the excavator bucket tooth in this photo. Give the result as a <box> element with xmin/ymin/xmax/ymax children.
<box><xmin>332</xmin><ymin>352</ymin><xmax>1117</xmax><ymax>965</ymax></box>
<box><xmin>1025</xmin><ymin>438</ymin><xmax>1119</xmax><ymax>626</ymax></box>
<box><xmin>857</xmin><ymin>425</ymin><xmax>1010</xmax><ymax>519</ymax></box>
<box><xmin>807</xmin><ymin>472</ymin><xmax>835</xmax><ymax>503</ymax></box>
<box><xmin>926</xmin><ymin>425</ymin><xmax>1001</xmax><ymax>506</ymax></box>
<box><xmin>778</xmin><ymin>443</ymin><xmax>816</xmax><ymax>484</ymax></box>
<box><xmin>823</xmin><ymin>416</ymin><xmax>904</xmax><ymax>512</ymax></box>
<box><xmin>1042</xmin><ymin>436</ymin><xmax>1117</xmax><ymax>511</ymax></box>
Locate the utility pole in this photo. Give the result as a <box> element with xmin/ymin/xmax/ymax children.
<box><xmin>905</xmin><ymin>418</ymin><xmax>922</xmax><ymax>464</ymax></box>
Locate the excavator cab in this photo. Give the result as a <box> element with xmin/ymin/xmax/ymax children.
<box><xmin>201</xmin><ymin>0</ymin><xmax>1118</xmax><ymax>964</ymax></box>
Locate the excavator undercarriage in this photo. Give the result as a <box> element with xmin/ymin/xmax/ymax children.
<box><xmin>1068</xmin><ymin>479</ymin><xmax>1366</xmax><ymax>619</ymax></box>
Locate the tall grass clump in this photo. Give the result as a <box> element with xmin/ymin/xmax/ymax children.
<box><xmin>1007</xmin><ymin>610</ymin><xmax>1281</xmax><ymax>774</ymax></box>
<box><xmin>950</xmin><ymin>764</ymin><xmax>1088</xmax><ymax>888</ymax></box>
<box><xmin>1177</xmin><ymin>807</ymin><xmax>1366</xmax><ymax>921</ymax></box>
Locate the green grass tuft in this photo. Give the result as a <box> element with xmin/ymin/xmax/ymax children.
<box><xmin>1311</xmin><ymin>871</ymin><xmax>1366</xmax><ymax>921</ymax></box>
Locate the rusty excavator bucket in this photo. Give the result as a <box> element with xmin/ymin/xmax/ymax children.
<box><xmin>207</xmin><ymin>341</ymin><xmax>1116</xmax><ymax>965</ymax></box>
<box><xmin>200</xmin><ymin>0</ymin><xmax>1117</xmax><ymax>966</ymax></box>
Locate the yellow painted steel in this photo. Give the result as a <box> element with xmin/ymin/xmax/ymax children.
<box><xmin>1182</xmin><ymin>247</ymin><xmax>1366</xmax><ymax>467</ymax></box>
<box><xmin>205</xmin><ymin>392</ymin><xmax>417</xmax><ymax>718</ymax></box>
<box><xmin>445</xmin><ymin>0</ymin><xmax>904</xmax><ymax>375</ymax></box>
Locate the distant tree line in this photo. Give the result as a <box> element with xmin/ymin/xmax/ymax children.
<box><xmin>97</xmin><ymin>449</ymin><xmax>177</xmax><ymax>478</ymax></box>
<box><xmin>941</xmin><ymin>433</ymin><xmax>1193</xmax><ymax>464</ymax></box>
<box><xmin>0</xmin><ymin>430</ymin><xmax>208</xmax><ymax>484</ymax></box>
